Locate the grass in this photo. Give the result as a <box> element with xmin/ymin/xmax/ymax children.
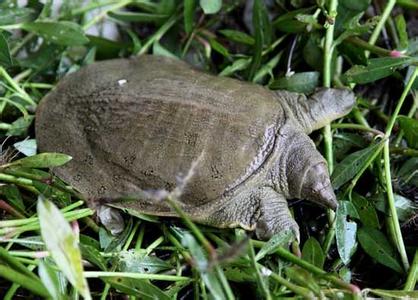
<box><xmin>1</xmin><ymin>0</ymin><xmax>418</xmax><ymax>299</ymax></box>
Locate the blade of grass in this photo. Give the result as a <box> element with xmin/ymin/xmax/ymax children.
<box><xmin>0</xmin><ymin>265</ymin><xmax>49</xmax><ymax>297</ymax></box>
<box><xmin>404</xmin><ymin>250</ymin><xmax>418</xmax><ymax>291</ymax></box>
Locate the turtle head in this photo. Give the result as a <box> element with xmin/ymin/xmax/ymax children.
<box><xmin>300</xmin><ymin>162</ymin><xmax>338</xmax><ymax>210</ymax></box>
<box><xmin>307</xmin><ymin>88</ymin><xmax>356</xmax><ymax>132</ymax></box>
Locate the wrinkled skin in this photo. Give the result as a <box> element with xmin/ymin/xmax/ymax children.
<box><xmin>35</xmin><ymin>55</ymin><xmax>355</xmax><ymax>240</ymax></box>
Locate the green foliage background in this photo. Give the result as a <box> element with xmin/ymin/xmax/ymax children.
<box><xmin>0</xmin><ymin>0</ymin><xmax>417</xmax><ymax>298</ymax></box>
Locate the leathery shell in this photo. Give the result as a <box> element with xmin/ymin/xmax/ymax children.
<box><xmin>35</xmin><ymin>55</ymin><xmax>285</xmax><ymax>207</ymax></box>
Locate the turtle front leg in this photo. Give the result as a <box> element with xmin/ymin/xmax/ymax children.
<box><xmin>253</xmin><ymin>188</ymin><xmax>299</xmax><ymax>241</ymax></box>
<box><xmin>204</xmin><ymin>187</ymin><xmax>299</xmax><ymax>241</ymax></box>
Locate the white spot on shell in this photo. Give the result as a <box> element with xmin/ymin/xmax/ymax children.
<box><xmin>118</xmin><ymin>79</ymin><xmax>127</xmax><ymax>86</ymax></box>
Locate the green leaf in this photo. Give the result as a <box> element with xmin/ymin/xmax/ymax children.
<box><xmin>7</xmin><ymin>115</ymin><xmax>34</xmax><ymax>136</ymax></box>
<box><xmin>272</xmin><ymin>7</ymin><xmax>313</xmax><ymax>33</ymax></box>
<box><xmin>395</xmin><ymin>14</ymin><xmax>409</xmax><ymax>50</ymax></box>
<box><xmin>342</xmin><ymin>57</ymin><xmax>416</xmax><ymax>84</ymax></box>
<box><xmin>336</xmin><ymin>201</ymin><xmax>358</xmax><ymax>264</ymax></box>
<box><xmin>104</xmin><ymin>277</ymin><xmax>171</xmax><ymax>300</ymax></box>
<box><xmin>0</xmin><ymin>7</ymin><xmax>37</xmax><ymax>26</ymax></box>
<box><xmin>332</xmin><ymin>141</ymin><xmax>383</xmax><ymax>189</ymax></box>
<box><xmin>301</xmin><ymin>237</ymin><xmax>325</xmax><ymax>268</ymax></box>
<box><xmin>286</xmin><ymin>267</ymin><xmax>321</xmax><ymax>296</ymax></box>
<box><xmin>4</xmin><ymin>152</ymin><xmax>72</xmax><ymax>169</ymax></box>
<box><xmin>199</xmin><ymin>0</ymin><xmax>222</xmax><ymax>14</ymax></box>
<box><xmin>37</xmin><ymin>197</ymin><xmax>91</xmax><ymax>299</ymax></box>
<box><xmin>248</xmin><ymin>0</ymin><xmax>271</xmax><ymax>80</ymax></box>
<box><xmin>223</xmin><ymin>264</ymin><xmax>256</xmax><ymax>282</ymax></box>
<box><xmin>0</xmin><ymin>264</ymin><xmax>50</xmax><ymax>298</ymax></box>
<box><xmin>351</xmin><ymin>193</ymin><xmax>380</xmax><ymax>228</ymax></box>
<box><xmin>398</xmin><ymin>116</ymin><xmax>418</xmax><ymax>149</ymax></box>
<box><xmin>373</xmin><ymin>193</ymin><xmax>416</xmax><ymax>222</ymax></box>
<box><xmin>255</xmin><ymin>230</ymin><xmax>294</xmax><ymax>261</ymax></box>
<box><xmin>0</xmin><ymin>31</ymin><xmax>12</xmax><ymax>67</ymax></box>
<box><xmin>21</xmin><ymin>21</ymin><xmax>89</xmax><ymax>46</ymax></box>
<box><xmin>174</xmin><ymin>228</ymin><xmax>225</xmax><ymax>299</ymax></box>
<box><xmin>253</xmin><ymin>51</ymin><xmax>282</xmax><ymax>83</ymax></box>
<box><xmin>396</xmin><ymin>157</ymin><xmax>418</xmax><ymax>188</ymax></box>
<box><xmin>108</xmin><ymin>11</ymin><xmax>169</xmax><ymax>23</ymax></box>
<box><xmin>153</xmin><ymin>41</ymin><xmax>178</xmax><ymax>58</ymax></box>
<box><xmin>38</xmin><ymin>260</ymin><xmax>66</xmax><ymax>300</ymax></box>
<box><xmin>219</xmin><ymin>58</ymin><xmax>250</xmax><ymax>77</ymax></box>
<box><xmin>209</xmin><ymin>38</ymin><xmax>230</xmax><ymax>57</ymax></box>
<box><xmin>1</xmin><ymin>184</ymin><xmax>25</xmax><ymax>212</ymax></box>
<box><xmin>270</xmin><ymin>72</ymin><xmax>319</xmax><ymax>93</ymax></box>
<box><xmin>357</xmin><ymin>227</ymin><xmax>403</xmax><ymax>273</ymax></box>
<box><xmin>334</xmin><ymin>14</ymin><xmax>378</xmax><ymax>47</ymax></box>
<box><xmin>184</xmin><ymin>0</ymin><xmax>196</xmax><ymax>34</ymax></box>
<box><xmin>80</xmin><ymin>244</ymin><xmax>107</xmax><ymax>271</ymax></box>
<box><xmin>219</xmin><ymin>29</ymin><xmax>255</xmax><ymax>45</ymax></box>
<box><xmin>118</xmin><ymin>250</ymin><xmax>172</xmax><ymax>274</ymax></box>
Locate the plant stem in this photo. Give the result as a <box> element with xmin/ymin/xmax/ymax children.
<box><xmin>82</xmin><ymin>0</ymin><xmax>132</xmax><ymax>30</ymax></box>
<box><xmin>331</xmin><ymin>123</ymin><xmax>384</xmax><ymax>136</ymax></box>
<box><xmin>404</xmin><ymin>250</ymin><xmax>418</xmax><ymax>290</ymax></box>
<box><xmin>138</xmin><ymin>14</ymin><xmax>180</xmax><ymax>56</ymax></box>
<box><xmin>252</xmin><ymin>241</ymin><xmax>360</xmax><ymax>294</ymax></box>
<box><xmin>383</xmin><ymin>141</ymin><xmax>409</xmax><ymax>271</ymax></box>
<box><xmin>268</xmin><ymin>268</ymin><xmax>315</xmax><ymax>299</ymax></box>
<box><xmin>0</xmin><ymin>67</ymin><xmax>35</xmax><ymax>106</ymax></box>
<box><xmin>249</xmin><ymin>240</ymin><xmax>272</xmax><ymax>300</ymax></box>
<box><xmin>346</xmin><ymin>36</ymin><xmax>393</xmax><ymax>57</ymax></box>
<box><xmin>165</xmin><ymin>196</ymin><xmax>215</xmax><ymax>257</ymax></box>
<box><xmin>0</xmin><ymin>265</ymin><xmax>49</xmax><ymax>298</ymax></box>
<box><xmin>84</xmin><ymin>271</ymin><xmax>190</xmax><ymax>281</ymax></box>
<box><xmin>322</xmin><ymin>0</ymin><xmax>339</xmax><ymax>255</ymax></box>
<box><xmin>396</xmin><ymin>0</ymin><xmax>418</xmax><ymax>9</ymax></box>
<box><xmin>382</xmin><ymin>67</ymin><xmax>418</xmax><ymax>272</ymax></box>
<box><xmin>368</xmin><ymin>0</ymin><xmax>397</xmax><ymax>55</ymax></box>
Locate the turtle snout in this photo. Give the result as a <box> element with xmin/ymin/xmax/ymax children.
<box><xmin>314</xmin><ymin>184</ymin><xmax>338</xmax><ymax>210</ymax></box>
<box><xmin>301</xmin><ymin>162</ymin><xmax>339</xmax><ymax>210</ymax></box>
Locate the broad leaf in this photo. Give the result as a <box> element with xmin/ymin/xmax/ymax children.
<box><xmin>332</xmin><ymin>141</ymin><xmax>383</xmax><ymax>189</ymax></box>
<box><xmin>255</xmin><ymin>230</ymin><xmax>294</xmax><ymax>261</ymax></box>
<box><xmin>104</xmin><ymin>277</ymin><xmax>170</xmax><ymax>300</ymax></box>
<box><xmin>351</xmin><ymin>193</ymin><xmax>380</xmax><ymax>228</ymax></box>
<box><xmin>301</xmin><ymin>237</ymin><xmax>325</xmax><ymax>268</ymax></box>
<box><xmin>4</xmin><ymin>152</ymin><xmax>72</xmax><ymax>169</ymax></box>
<box><xmin>199</xmin><ymin>0</ymin><xmax>222</xmax><ymax>14</ymax></box>
<box><xmin>0</xmin><ymin>7</ymin><xmax>37</xmax><ymax>26</ymax></box>
<box><xmin>21</xmin><ymin>21</ymin><xmax>89</xmax><ymax>46</ymax></box>
<box><xmin>118</xmin><ymin>250</ymin><xmax>172</xmax><ymax>274</ymax></box>
<box><xmin>248</xmin><ymin>0</ymin><xmax>271</xmax><ymax>80</ymax></box>
<box><xmin>0</xmin><ymin>31</ymin><xmax>12</xmax><ymax>67</ymax></box>
<box><xmin>270</xmin><ymin>72</ymin><xmax>319</xmax><ymax>93</ymax></box>
<box><xmin>342</xmin><ymin>57</ymin><xmax>416</xmax><ymax>84</ymax></box>
<box><xmin>37</xmin><ymin>197</ymin><xmax>91</xmax><ymax>299</ymax></box>
<box><xmin>336</xmin><ymin>201</ymin><xmax>359</xmax><ymax>264</ymax></box>
<box><xmin>357</xmin><ymin>227</ymin><xmax>403</xmax><ymax>273</ymax></box>
<box><xmin>219</xmin><ymin>29</ymin><xmax>255</xmax><ymax>45</ymax></box>
<box><xmin>38</xmin><ymin>260</ymin><xmax>66</xmax><ymax>300</ymax></box>
<box><xmin>108</xmin><ymin>11</ymin><xmax>169</xmax><ymax>23</ymax></box>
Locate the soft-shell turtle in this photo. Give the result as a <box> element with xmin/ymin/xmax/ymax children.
<box><xmin>35</xmin><ymin>55</ymin><xmax>355</xmax><ymax>239</ymax></box>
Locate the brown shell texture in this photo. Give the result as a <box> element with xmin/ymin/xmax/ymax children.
<box><xmin>35</xmin><ymin>55</ymin><xmax>286</xmax><ymax>207</ymax></box>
